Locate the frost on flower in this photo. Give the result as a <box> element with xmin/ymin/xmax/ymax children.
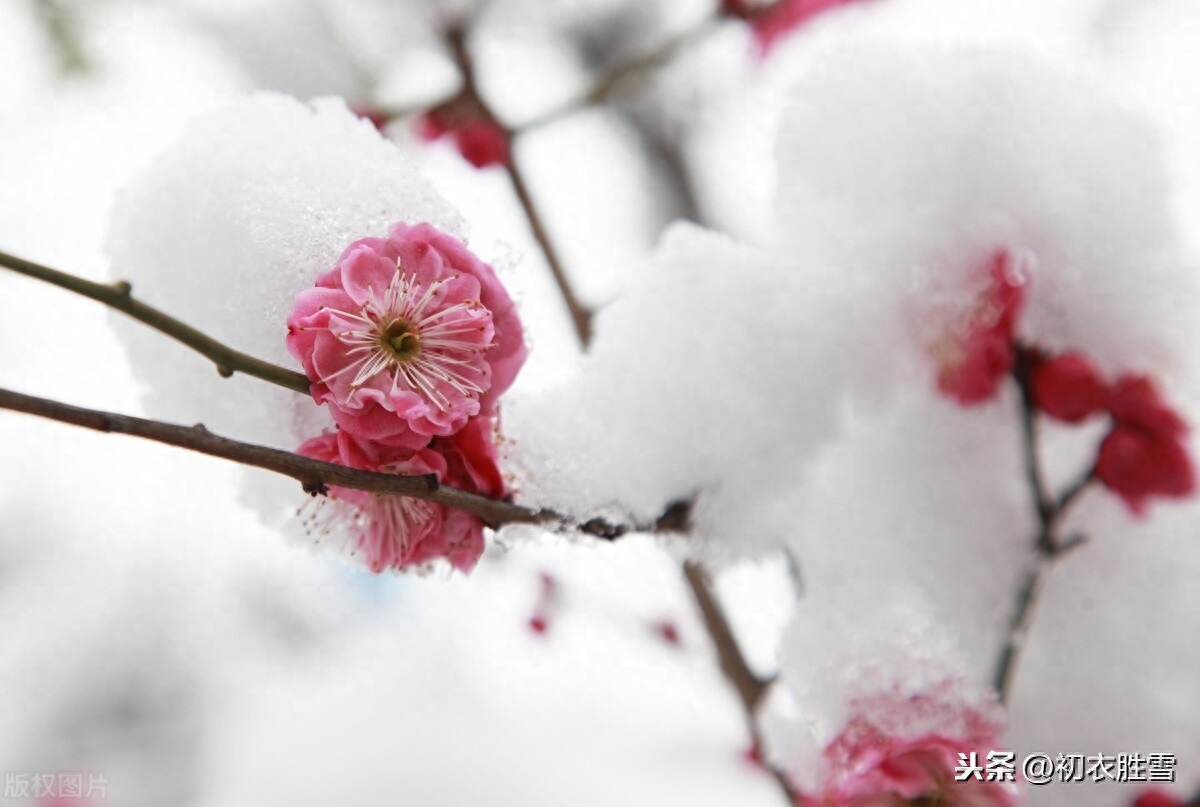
<box><xmin>774</xmin><ymin>47</ymin><xmax>1200</xmax><ymax>413</ymax></box>
<box><xmin>929</xmin><ymin>249</ymin><xmax>1028</xmax><ymax>407</ymax></box>
<box><xmin>768</xmin><ymin>596</ymin><xmax>1016</xmax><ymax>807</ymax></box>
<box><xmin>795</xmin><ymin>692</ymin><xmax>1016</xmax><ymax>807</ymax></box>
<box><xmin>296</xmin><ymin>417</ymin><xmax>505</xmax><ymax>573</ymax></box>
<box><xmin>288</xmin><ymin>221</ymin><xmax>527</xmax><ymax>449</ymax></box>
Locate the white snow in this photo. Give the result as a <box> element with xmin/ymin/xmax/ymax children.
<box><xmin>505</xmin><ymin>221</ymin><xmax>840</xmax><ymax>561</ymax></box>
<box><xmin>106</xmin><ymin>92</ymin><xmax>463</xmax><ymax>456</ymax></box>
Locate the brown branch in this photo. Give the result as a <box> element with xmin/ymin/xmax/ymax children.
<box><xmin>503</xmin><ymin>156</ymin><xmax>593</xmax><ymax>345</ymax></box>
<box><xmin>992</xmin><ymin>556</ymin><xmax>1051</xmax><ymax>703</ymax></box>
<box><xmin>0</xmin><ymin>249</ymin><xmax>312</xmax><ymax>394</ymax></box>
<box><xmin>993</xmin><ymin>349</ymin><xmax>1096</xmax><ymax>703</ymax></box>
<box><xmin>683</xmin><ymin>561</ymin><xmax>796</xmax><ymax>804</ymax></box>
<box><xmin>444</xmin><ymin>27</ymin><xmax>594</xmax><ymax>347</ymax></box>
<box><xmin>683</xmin><ymin>561</ymin><xmax>768</xmax><ymax>711</ymax></box>
<box><xmin>438</xmin><ymin>24</ymin><xmax>794</xmax><ymax>801</ymax></box>
<box><xmin>440</xmin><ymin>21</ymin><xmax>796</xmax><ymax>804</ymax></box>
<box><xmin>0</xmin><ymin>385</ymin><xmax>688</xmax><ymax>538</ymax></box>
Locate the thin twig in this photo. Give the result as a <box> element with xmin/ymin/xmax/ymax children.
<box><xmin>0</xmin><ymin>385</ymin><xmax>688</xmax><ymax>539</ymax></box>
<box><xmin>683</xmin><ymin>561</ymin><xmax>768</xmax><ymax>712</ymax></box>
<box><xmin>444</xmin><ymin>28</ymin><xmax>594</xmax><ymax>347</ymax></box>
<box><xmin>683</xmin><ymin>561</ymin><xmax>797</xmax><ymax>804</ymax></box>
<box><xmin>440</xmin><ymin>23</ymin><xmax>793</xmax><ymax>805</ymax></box>
<box><xmin>1056</xmin><ymin>465</ymin><xmax>1096</xmax><ymax>516</ymax></box>
<box><xmin>504</xmin><ymin>157</ymin><xmax>593</xmax><ymax>345</ymax></box>
<box><xmin>992</xmin><ymin>556</ymin><xmax>1052</xmax><ymax>703</ymax></box>
<box><xmin>0</xmin><ymin>249</ymin><xmax>311</xmax><ymax>394</ymax></box>
<box><xmin>993</xmin><ymin>350</ymin><xmax>1096</xmax><ymax>703</ymax></box>
<box><xmin>31</xmin><ymin>0</ymin><xmax>88</xmax><ymax>75</ymax></box>
<box><xmin>1014</xmin><ymin>354</ymin><xmax>1053</xmax><ymax>535</ymax></box>
<box><xmin>514</xmin><ymin>17</ymin><xmax>724</xmax><ymax>132</ymax></box>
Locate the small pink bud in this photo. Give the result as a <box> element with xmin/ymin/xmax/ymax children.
<box><xmin>1030</xmin><ymin>352</ymin><xmax>1111</xmax><ymax>423</ymax></box>
<box><xmin>1096</xmin><ymin>375</ymin><xmax>1196</xmax><ymax>515</ymax></box>
<box><xmin>416</xmin><ymin>111</ymin><xmax>510</xmax><ymax>168</ymax></box>
<box><xmin>453</xmin><ymin>120</ymin><xmax>510</xmax><ymax>169</ymax></box>
<box><xmin>652</xmin><ymin>619</ymin><xmax>681</xmax><ymax>647</ymax></box>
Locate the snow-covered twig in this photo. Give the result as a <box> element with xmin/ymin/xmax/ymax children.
<box><xmin>0</xmin><ymin>385</ymin><xmax>691</xmax><ymax>540</ymax></box>
<box><xmin>0</xmin><ymin>249</ymin><xmax>311</xmax><ymax>393</ymax></box>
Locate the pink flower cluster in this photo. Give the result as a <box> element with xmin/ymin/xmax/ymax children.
<box><xmin>795</xmin><ymin>691</ymin><xmax>1018</xmax><ymax>807</ymax></box>
<box><xmin>288</xmin><ymin>222</ymin><xmax>526</xmax><ymax>572</ymax></box>
<box><xmin>933</xmin><ymin>249</ymin><xmax>1195</xmax><ymax>515</ymax></box>
<box><xmin>1032</xmin><ymin>357</ymin><xmax>1196</xmax><ymax>514</ymax></box>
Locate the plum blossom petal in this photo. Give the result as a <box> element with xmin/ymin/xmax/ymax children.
<box><xmin>1028</xmin><ymin>352</ymin><xmax>1111</xmax><ymax>423</ymax></box>
<box><xmin>417</xmin><ymin>110</ymin><xmax>510</xmax><ymax>169</ymax></box>
<box><xmin>288</xmin><ymin>222</ymin><xmax>526</xmax><ymax>448</ymax></box>
<box><xmin>795</xmin><ymin>690</ymin><xmax>1018</xmax><ymax>807</ymax></box>
<box><xmin>296</xmin><ymin>421</ymin><xmax>506</xmax><ymax>573</ymax></box>
<box><xmin>1096</xmin><ymin>375</ymin><xmax>1195</xmax><ymax>515</ymax></box>
<box><xmin>932</xmin><ymin>250</ymin><xmax>1029</xmax><ymax>407</ymax></box>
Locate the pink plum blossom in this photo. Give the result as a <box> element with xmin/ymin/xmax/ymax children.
<box><xmin>1096</xmin><ymin>375</ymin><xmax>1196</xmax><ymax>515</ymax></box>
<box><xmin>1028</xmin><ymin>351</ymin><xmax>1111</xmax><ymax>423</ymax></box>
<box><xmin>288</xmin><ymin>222</ymin><xmax>527</xmax><ymax>449</ymax></box>
<box><xmin>296</xmin><ymin>416</ymin><xmax>506</xmax><ymax>573</ymax></box>
<box><xmin>417</xmin><ymin>110</ymin><xmax>511</xmax><ymax>169</ymax></box>
<box><xmin>932</xmin><ymin>250</ymin><xmax>1029</xmax><ymax>407</ymax></box>
<box><xmin>795</xmin><ymin>690</ymin><xmax>1018</xmax><ymax>807</ymax></box>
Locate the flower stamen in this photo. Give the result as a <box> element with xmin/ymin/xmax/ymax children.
<box><xmin>316</xmin><ymin>264</ymin><xmax>493</xmax><ymax>410</ymax></box>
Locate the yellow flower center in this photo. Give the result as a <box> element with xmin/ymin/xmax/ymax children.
<box><xmin>382</xmin><ymin>319</ymin><xmax>422</xmax><ymax>362</ymax></box>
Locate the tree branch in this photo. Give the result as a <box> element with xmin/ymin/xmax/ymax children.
<box><xmin>439</xmin><ymin>23</ymin><xmax>795</xmax><ymax>804</ymax></box>
<box><xmin>444</xmin><ymin>28</ymin><xmax>594</xmax><ymax>347</ymax></box>
<box><xmin>992</xmin><ymin>556</ymin><xmax>1052</xmax><ymax>704</ymax></box>
<box><xmin>514</xmin><ymin>16</ymin><xmax>723</xmax><ymax>132</ymax></box>
<box><xmin>683</xmin><ymin>561</ymin><xmax>796</xmax><ymax>804</ymax></box>
<box><xmin>993</xmin><ymin>349</ymin><xmax>1096</xmax><ymax>703</ymax></box>
<box><xmin>683</xmin><ymin>561</ymin><xmax>769</xmax><ymax>712</ymax></box>
<box><xmin>0</xmin><ymin>385</ymin><xmax>689</xmax><ymax>539</ymax></box>
<box><xmin>31</xmin><ymin>0</ymin><xmax>88</xmax><ymax>75</ymax></box>
<box><xmin>0</xmin><ymin>249</ymin><xmax>312</xmax><ymax>394</ymax></box>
